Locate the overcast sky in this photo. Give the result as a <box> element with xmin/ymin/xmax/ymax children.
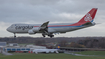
<box><xmin>0</xmin><ymin>0</ymin><xmax>105</xmax><ymax>37</ymax></box>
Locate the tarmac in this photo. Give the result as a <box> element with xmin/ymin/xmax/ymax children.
<box><xmin>64</xmin><ymin>51</ymin><xmax>105</xmax><ymax>57</ymax></box>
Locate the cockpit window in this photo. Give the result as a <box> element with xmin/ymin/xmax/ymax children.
<box><xmin>10</xmin><ymin>25</ymin><xmax>13</xmax><ymax>28</ymax></box>
<box><xmin>10</xmin><ymin>24</ymin><xmax>16</xmax><ymax>28</ymax></box>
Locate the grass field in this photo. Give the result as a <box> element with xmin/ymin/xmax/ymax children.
<box><xmin>0</xmin><ymin>51</ymin><xmax>105</xmax><ymax>59</ymax></box>
<box><xmin>0</xmin><ymin>53</ymin><xmax>3</xmax><ymax>56</ymax></box>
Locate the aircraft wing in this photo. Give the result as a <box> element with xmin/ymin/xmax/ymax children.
<box><xmin>39</xmin><ymin>21</ymin><xmax>56</xmax><ymax>38</ymax></box>
<box><xmin>38</xmin><ymin>21</ymin><xmax>50</xmax><ymax>36</ymax></box>
<box><xmin>29</xmin><ymin>21</ymin><xmax>54</xmax><ymax>37</ymax></box>
<box><xmin>39</xmin><ymin>21</ymin><xmax>49</xmax><ymax>30</ymax></box>
<box><xmin>40</xmin><ymin>21</ymin><xmax>49</xmax><ymax>27</ymax></box>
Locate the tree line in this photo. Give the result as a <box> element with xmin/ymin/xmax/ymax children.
<box><xmin>0</xmin><ymin>37</ymin><xmax>105</xmax><ymax>49</ymax></box>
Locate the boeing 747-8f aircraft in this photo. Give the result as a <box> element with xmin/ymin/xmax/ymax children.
<box><xmin>7</xmin><ymin>8</ymin><xmax>98</xmax><ymax>38</ymax></box>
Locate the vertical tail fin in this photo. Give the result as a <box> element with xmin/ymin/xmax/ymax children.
<box><xmin>78</xmin><ymin>8</ymin><xmax>98</xmax><ymax>24</ymax></box>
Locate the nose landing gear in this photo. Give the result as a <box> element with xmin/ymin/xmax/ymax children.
<box><xmin>42</xmin><ymin>33</ymin><xmax>54</xmax><ymax>38</ymax></box>
<box><xmin>14</xmin><ymin>33</ymin><xmax>16</xmax><ymax>39</ymax></box>
<box><xmin>48</xmin><ymin>34</ymin><xmax>54</xmax><ymax>38</ymax></box>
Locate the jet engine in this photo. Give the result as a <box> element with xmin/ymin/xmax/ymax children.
<box><xmin>28</xmin><ymin>30</ymin><xmax>35</xmax><ymax>34</ymax></box>
<box><xmin>32</xmin><ymin>27</ymin><xmax>40</xmax><ymax>32</ymax></box>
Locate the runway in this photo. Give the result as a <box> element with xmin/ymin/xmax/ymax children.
<box><xmin>64</xmin><ymin>51</ymin><xmax>105</xmax><ymax>57</ymax></box>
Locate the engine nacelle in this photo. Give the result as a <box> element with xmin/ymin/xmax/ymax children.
<box><xmin>32</xmin><ymin>27</ymin><xmax>40</xmax><ymax>32</ymax></box>
<box><xmin>28</xmin><ymin>30</ymin><xmax>35</xmax><ymax>34</ymax></box>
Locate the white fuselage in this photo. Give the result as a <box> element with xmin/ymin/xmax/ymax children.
<box><xmin>7</xmin><ymin>23</ymin><xmax>94</xmax><ymax>34</ymax></box>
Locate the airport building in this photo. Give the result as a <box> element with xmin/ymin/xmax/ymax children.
<box><xmin>0</xmin><ymin>42</ymin><xmax>47</xmax><ymax>53</ymax></box>
<box><xmin>3</xmin><ymin>45</ymin><xmax>47</xmax><ymax>53</ymax></box>
<box><xmin>0</xmin><ymin>42</ymin><xmax>60</xmax><ymax>54</ymax></box>
<box><xmin>9</xmin><ymin>43</ymin><xmax>18</xmax><ymax>46</ymax></box>
<box><xmin>4</xmin><ymin>47</ymin><xmax>31</xmax><ymax>53</ymax></box>
<box><xmin>0</xmin><ymin>42</ymin><xmax>7</xmax><ymax>46</ymax></box>
<box><xmin>3</xmin><ymin>45</ymin><xmax>46</xmax><ymax>53</ymax></box>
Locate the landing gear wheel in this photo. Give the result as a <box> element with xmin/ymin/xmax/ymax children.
<box><xmin>50</xmin><ymin>35</ymin><xmax>54</xmax><ymax>38</ymax></box>
<box><xmin>14</xmin><ymin>36</ymin><xmax>16</xmax><ymax>38</ymax></box>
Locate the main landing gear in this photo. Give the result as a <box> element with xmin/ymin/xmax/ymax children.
<box><xmin>42</xmin><ymin>33</ymin><xmax>46</xmax><ymax>37</ymax></box>
<box><xmin>48</xmin><ymin>34</ymin><xmax>54</xmax><ymax>38</ymax></box>
<box><xmin>42</xmin><ymin>33</ymin><xmax>54</xmax><ymax>38</ymax></box>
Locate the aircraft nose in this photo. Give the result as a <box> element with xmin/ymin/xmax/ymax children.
<box><xmin>6</xmin><ymin>27</ymin><xmax>14</xmax><ymax>33</ymax></box>
<box><xmin>6</xmin><ymin>27</ymin><xmax>10</xmax><ymax>32</ymax></box>
<box><xmin>6</xmin><ymin>27</ymin><xmax>9</xmax><ymax>31</ymax></box>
